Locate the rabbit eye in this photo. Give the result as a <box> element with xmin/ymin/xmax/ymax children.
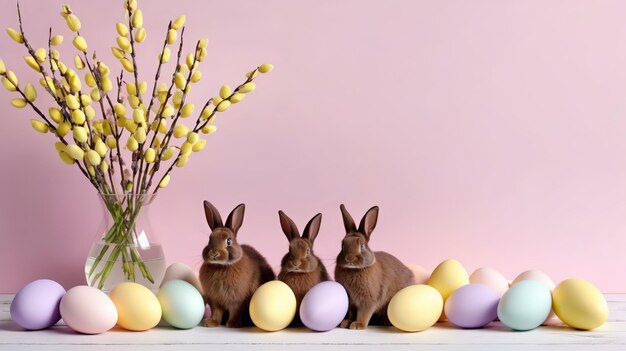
<box><xmin>306</xmin><ymin>247</ymin><xmax>311</xmax><ymax>256</ymax></box>
<box><xmin>360</xmin><ymin>244</ymin><xmax>365</xmax><ymax>252</ymax></box>
<box><xmin>226</xmin><ymin>238</ymin><xmax>232</xmax><ymax>246</ymax></box>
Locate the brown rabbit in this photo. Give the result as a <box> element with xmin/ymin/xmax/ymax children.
<box><xmin>276</xmin><ymin>211</ymin><xmax>330</xmax><ymax>324</ymax></box>
<box><xmin>334</xmin><ymin>204</ymin><xmax>414</xmax><ymax>330</ymax></box>
<box><xmin>199</xmin><ymin>200</ymin><xmax>275</xmax><ymax>328</ymax></box>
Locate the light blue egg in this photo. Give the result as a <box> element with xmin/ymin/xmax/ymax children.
<box><xmin>157</xmin><ymin>280</ymin><xmax>205</xmax><ymax>329</ymax></box>
<box><xmin>497</xmin><ymin>280</ymin><xmax>551</xmax><ymax>331</ymax></box>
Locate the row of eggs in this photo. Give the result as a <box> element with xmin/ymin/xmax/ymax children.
<box><xmin>10</xmin><ymin>260</ymin><xmax>608</xmax><ymax>333</ymax></box>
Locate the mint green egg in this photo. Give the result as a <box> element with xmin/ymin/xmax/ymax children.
<box><xmin>497</xmin><ymin>280</ymin><xmax>551</xmax><ymax>331</ymax></box>
<box><xmin>157</xmin><ymin>280</ymin><xmax>205</xmax><ymax>329</ymax></box>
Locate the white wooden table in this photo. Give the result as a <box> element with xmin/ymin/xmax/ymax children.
<box><xmin>1</xmin><ymin>294</ymin><xmax>624</xmax><ymax>350</ymax></box>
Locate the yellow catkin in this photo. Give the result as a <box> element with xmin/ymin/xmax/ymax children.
<box><xmin>101</xmin><ymin>77</ymin><xmax>112</xmax><ymax>92</ymax></box>
<box><xmin>259</xmin><ymin>63</ymin><xmax>274</xmax><ymax>73</ymax></box>
<box><xmin>167</xmin><ymin>29</ymin><xmax>177</xmax><ymax>44</ymax></box>
<box><xmin>161</xmin><ymin>105</ymin><xmax>174</xmax><ymax>118</ymax></box>
<box><xmin>180</xmin><ymin>103</ymin><xmax>194</xmax><ymax>117</ymax></box>
<box><xmin>201</xmin><ymin>125</ymin><xmax>216</xmax><ymax>134</ymax></box>
<box><xmin>132</xmin><ymin>9</ymin><xmax>143</xmax><ymax>28</ymax></box>
<box><xmin>191</xmin><ymin>71</ymin><xmax>202</xmax><ymax>83</ymax></box>
<box><xmin>126</xmin><ymin>136</ymin><xmax>139</xmax><ymax>151</ymax></box>
<box><xmin>66</xmin><ymin>14</ymin><xmax>81</xmax><ymax>32</ymax></box>
<box><xmin>24</xmin><ymin>83</ymin><xmax>37</xmax><ymax>102</ymax></box>
<box><xmin>230</xmin><ymin>93</ymin><xmax>245</xmax><ymax>103</ymax></box>
<box><xmin>35</xmin><ymin>48</ymin><xmax>47</xmax><ymax>63</ymax></box>
<box><xmin>133</xmin><ymin>108</ymin><xmax>145</xmax><ymax>124</ymax></box>
<box><xmin>186</xmin><ymin>53</ymin><xmax>195</xmax><ymax>69</ymax></box>
<box><xmin>51</xmin><ymin>35</ymin><xmax>63</xmax><ymax>46</ymax></box>
<box><xmin>138</xmin><ymin>81</ymin><xmax>147</xmax><ymax>94</ymax></box>
<box><xmin>173</xmin><ymin>124</ymin><xmax>189</xmax><ymax>138</ymax></box>
<box><xmin>91</xmin><ymin>88</ymin><xmax>101</xmax><ymax>101</ymax></box>
<box><xmin>49</xmin><ymin>107</ymin><xmax>64</xmax><ymax>123</ymax></box>
<box><xmin>86</xmin><ymin>150</ymin><xmax>101</xmax><ymax>166</ymax></box>
<box><xmin>239</xmin><ymin>82</ymin><xmax>256</xmax><ymax>93</ymax></box>
<box><xmin>128</xmin><ymin>95</ymin><xmax>140</xmax><ymax>109</ymax></box>
<box><xmin>95</xmin><ymin>140</ymin><xmax>108</xmax><ymax>157</ymax></box>
<box><xmin>126</xmin><ymin>82</ymin><xmax>137</xmax><ymax>96</ymax></box>
<box><xmin>174</xmin><ymin>73</ymin><xmax>186</xmax><ymax>89</ymax></box>
<box><xmin>0</xmin><ymin>59</ymin><xmax>5</xmax><ymax>74</ymax></box>
<box><xmin>31</xmin><ymin>120</ymin><xmax>49</xmax><ymax>133</ymax></box>
<box><xmin>144</xmin><ymin>148</ymin><xmax>156</xmax><ymax>163</ymax></box>
<box><xmin>66</xmin><ymin>94</ymin><xmax>80</xmax><ymax>110</ymax></box>
<box><xmin>180</xmin><ymin>141</ymin><xmax>192</xmax><ymax>156</ymax></box>
<box><xmin>80</xmin><ymin>94</ymin><xmax>92</xmax><ymax>106</ymax></box>
<box><xmin>116</xmin><ymin>22</ymin><xmax>129</xmax><ymax>36</ymax></box>
<box><xmin>72</xmin><ymin>110</ymin><xmax>86</xmax><ymax>124</ymax></box>
<box><xmin>135</xmin><ymin>28</ymin><xmax>146</xmax><ymax>43</ymax></box>
<box><xmin>85</xmin><ymin>72</ymin><xmax>96</xmax><ymax>87</ymax></box>
<box><xmin>111</xmin><ymin>47</ymin><xmax>126</xmax><ymax>59</ymax></box>
<box><xmin>120</xmin><ymin>58</ymin><xmax>134</xmax><ymax>72</ymax></box>
<box><xmin>192</xmin><ymin>139</ymin><xmax>206</xmax><ymax>152</ymax></box>
<box><xmin>219</xmin><ymin>85</ymin><xmax>231</xmax><ymax>99</ymax></box>
<box><xmin>134</xmin><ymin>127</ymin><xmax>147</xmax><ymax>143</ymax></box>
<box><xmin>176</xmin><ymin>155</ymin><xmax>189</xmax><ymax>167</ymax></box>
<box><xmin>6</xmin><ymin>28</ymin><xmax>23</xmax><ymax>43</ymax></box>
<box><xmin>73</xmin><ymin>126</ymin><xmax>88</xmax><ymax>143</ymax></box>
<box><xmin>65</xmin><ymin>144</ymin><xmax>85</xmax><ymax>160</ymax></box>
<box><xmin>74</xmin><ymin>54</ymin><xmax>85</xmax><ymax>69</ymax></box>
<box><xmin>201</xmin><ymin>106</ymin><xmax>213</xmax><ymax>119</ymax></box>
<box><xmin>117</xmin><ymin>36</ymin><xmax>131</xmax><ymax>51</ymax></box>
<box><xmin>59</xmin><ymin>151</ymin><xmax>75</xmax><ymax>165</ymax></box>
<box><xmin>246</xmin><ymin>70</ymin><xmax>259</xmax><ymax>79</ymax></box>
<box><xmin>125</xmin><ymin>119</ymin><xmax>138</xmax><ymax>133</ymax></box>
<box><xmin>216</xmin><ymin>100</ymin><xmax>231</xmax><ymax>112</ymax></box>
<box><xmin>56</xmin><ymin>122</ymin><xmax>71</xmax><ymax>137</ymax></box>
<box><xmin>198</xmin><ymin>38</ymin><xmax>208</xmax><ymax>49</ymax></box>
<box><xmin>162</xmin><ymin>146</ymin><xmax>176</xmax><ymax>161</ymax></box>
<box><xmin>73</xmin><ymin>36</ymin><xmax>88</xmax><ymax>52</ymax></box>
<box><xmin>172</xmin><ymin>15</ymin><xmax>186</xmax><ymax>30</ymax></box>
<box><xmin>24</xmin><ymin>56</ymin><xmax>41</xmax><ymax>72</ymax></box>
<box><xmin>160</xmin><ymin>47</ymin><xmax>171</xmax><ymax>63</ymax></box>
<box><xmin>106</xmin><ymin>136</ymin><xmax>117</xmax><ymax>148</ymax></box>
<box><xmin>100</xmin><ymin>161</ymin><xmax>109</xmax><ymax>173</ymax></box>
<box><xmin>187</xmin><ymin>132</ymin><xmax>199</xmax><ymax>145</ymax></box>
<box><xmin>159</xmin><ymin>174</ymin><xmax>170</xmax><ymax>188</ymax></box>
<box><xmin>11</xmin><ymin>98</ymin><xmax>26</xmax><ymax>108</ymax></box>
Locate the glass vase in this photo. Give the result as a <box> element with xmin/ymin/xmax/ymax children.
<box><xmin>84</xmin><ymin>193</ymin><xmax>166</xmax><ymax>292</ymax></box>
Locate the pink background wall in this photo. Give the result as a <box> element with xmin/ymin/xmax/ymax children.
<box><xmin>1</xmin><ymin>0</ymin><xmax>625</xmax><ymax>293</ymax></box>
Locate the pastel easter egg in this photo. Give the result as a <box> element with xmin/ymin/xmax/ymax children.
<box><xmin>406</xmin><ymin>264</ymin><xmax>430</xmax><ymax>284</ymax></box>
<box><xmin>300</xmin><ymin>281</ymin><xmax>349</xmax><ymax>332</ymax></box>
<box><xmin>250</xmin><ymin>280</ymin><xmax>296</xmax><ymax>331</ymax></box>
<box><xmin>552</xmin><ymin>278</ymin><xmax>608</xmax><ymax>330</ymax></box>
<box><xmin>444</xmin><ymin>284</ymin><xmax>499</xmax><ymax>328</ymax></box>
<box><xmin>161</xmin><ymin>263</ymin><xmax>203</xmax><ymax>294</ymax></box>
<box><xmin>469</xmin><ymin>267</ymin><xmax>509</xmax><ymax>297</ymax></box>
<box><xmin>60</xmin><ymin>286</ymin><xmax>117</xmax><ymax>334</ymax></box>
<box><xmin>157</xmin><ymin>280</ymin><xmax>205</xmax><ymax>329</ymax></box>
<box><xmin>427</xmin><ymin>259</ymin><xmax>469</xmax><ymax>302</ymax></box>
<box><xmin>497</xmin><ymin>280</ymin><xmax>551</xmax><ymax>331</ymax></box>
<box><xmin>388</xmin><ymin>284</ymin><xmax>443</xmax><ymax>332</ymax></box>
<box><xmin>511</xmin><ymin>270</ymin><xmax>559</xmax><ymax>324</ymax></box>
<box><xmin>109</xmin><ymin>282</ymin><xmax>161</xmax><ymax>331</ymax></box>
<box><xmin>10</xmin><ymin>279</ymin><xmax>66</xmax><ymax>330</ymax></box>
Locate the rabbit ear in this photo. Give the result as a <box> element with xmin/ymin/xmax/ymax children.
<box><xmin>302</xmin><ymin>213</ymin><xmax>322</xmax><ymax>244</ymax></box>
<box><xmin>204</xmin><ymin>200</ymin><xmax>223</xmax><ymax>230</ymax></box>
<box><xmin>278</xmin><ymin>210</ymin><xmax>300</xmax><ymax>241</ymax></box>
<box><xmin>340</xmin><ymin>204</ymin><xmax>357</xmax><ymax>233</ymax></box>
<box><xmin>225</xmin><ymin>203</ymin><xmax>245</xmax><ymax>236</ymax></box>
<box><xmin>358</xmin><ymin>206</ymin><xmax>379</xmax><ymax>240</ymax></box>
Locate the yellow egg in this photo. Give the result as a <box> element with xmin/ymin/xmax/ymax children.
<box><xmin>249</xmin><ymin>280</ymin><xmax>296</xmax><ymax>331</ymax></box>
<box><xmin>552</xmin><ymin>278</ymin><xmax>608</xmax><ymax>330</ymax></box>
<box><xmin>108</xmin><ymin>282</ymin><xmax>161</xmax><ymax>331</ymax></box>
<box><xmin>427</xmin><ymin>259</ymin><xmax>469</xmax><ymax>302</ymax></box>
<box><xmin>388</xmin><ymin>284</ymin><xmax>443</xmax><ymax>332</ymax></box>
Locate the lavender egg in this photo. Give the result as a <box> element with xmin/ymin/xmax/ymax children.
<box><xmin>300</xmin><ymin>281</ymin><xmax>348</xmax><ymax>332</ymax></box>
<box><xmin>10</xmin><ymin>279</ymin><xmax>66</xmax><ymax>330</ymax></box>
<box><xmin>444</xmin><ymin>284</ymin><xmax>499</xmax><ymax>328</ymax></box>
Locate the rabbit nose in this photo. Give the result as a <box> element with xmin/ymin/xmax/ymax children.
<box><xmin>345</xmin><ymin>255</ymin><xmax>355</xmax><ymax>263</ymax></box>
<box><xmin>290</xmin><ymin>260</ymin><xmax>300</xmax><ymax>268</ymax></box>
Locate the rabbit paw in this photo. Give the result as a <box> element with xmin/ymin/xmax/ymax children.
<box><xmin>226</xmin><ymin>319</ymin><xmax>243</xmax><ymax>328</ymax></box>
<box><xmin>339</xmin><ymin>319</ymin><xmax>353</xmax><ymax>328</ymax></box>
<box><xmin>202</xmin><ymin>319</ymin><xmax>220</xmax><ymax>328</ymax></box>
<box><xmin>349</xmin><ymin>321</ymin><xmax>368</xmax><ymax>330</ymax></box>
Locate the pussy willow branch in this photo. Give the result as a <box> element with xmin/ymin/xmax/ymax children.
<box><xmin>145</xmin><ymin>20</ymin><xmax>173</xmax><ymax>125</ymax></box>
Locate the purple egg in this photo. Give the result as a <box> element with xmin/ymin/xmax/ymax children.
<box><xmin>300</xmin><ymin>281</ymin><xmax>349</xmax><ymax>332</ymax></box>
<box><xmin>10</xmin><ymin>279</ymin><xmax>66</xmax><ymax>330</ymax></box>
<box><xmin>444</xmin><ymin>283</ymin><xmax>499</xmax><ymax>328</ymax></box>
